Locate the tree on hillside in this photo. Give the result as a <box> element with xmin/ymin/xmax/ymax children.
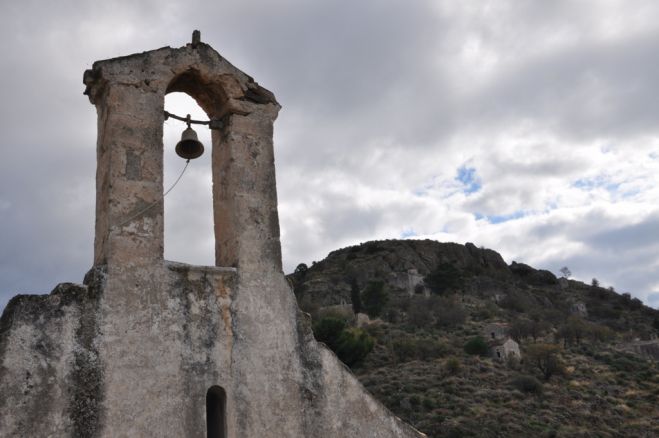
<box><xmin>334</xmin><ymin>328</ymin><xmax>375</xmax><ymax>367</ymax></box>
<box><xmin>526</xmin><ymin>312</ymin><xmax>550</xmax><ymax>342</ymax></box>
<box><xmin>433</xmin><ymin>297</ymin><xmax>466</xmax><ymax>328</ymax></box>
<box><xmin>294</xmin><ymin>263</ymin><xmax>308</xmax><ymax>275</ymax></box>
<box><xmin>557</xmin><ymin>316</ymin><xmax>616</xmax><ymax>346</ymax></box>
<box><xmin>407</xmin><ymin>297</ymin><xmax>433</xmax><ymax>329</ymax></box>
<box><xmin>424</xmin><ymin>263</ymin><xmax>464</xmax><ymax>295</ymax></box>
<box><xmin>349</xmin><ymin>277</ymin><xmax>362</xmax><ymax>314</ymax></box>
<box><xmin>559</xmin><ymin>266</ymin><xmax>571</xmax><ymax>279</ymax></box>
<box><xmin>312</xmin><ymin>317</ymin><xmax>346</xmax><ymax>349</ymax></box>
<box><xmin>526</xmin><ymin>343</ymin><xmax>564</xmax><ymax>381</ymax></box>
<box><xmin>588</xmin><ymin>323</ymin><xmax>615</xmax><ymax>343</ymax></box>
<box><xmin>509</xmin><ymin>319</ymin><xmax>532</xmax><ymax>343</ymax></box>
<box><xmin>464</xmin><ymin>336</ymin><xmax>489</xmax><ymax>356</ymax></box>
<box><xmin>556</xmin><ymin>316</ymin><xmax>587</xmax><ymax>347</ymax></box>
<box><xmin>312</xmin><ymin>317</ymin><xmax>374</xmax><ymax>367</ymax></box>
<box><xmin>361</xmin><ymin>280</ymin><xmax>389</xmax><ymax>318</ymax></box>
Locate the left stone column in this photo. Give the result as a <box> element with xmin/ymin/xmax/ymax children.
<box><xmin>88</xmin><ymin>79</ymin><xmax>165</xmax><ymax>268</ymax></box>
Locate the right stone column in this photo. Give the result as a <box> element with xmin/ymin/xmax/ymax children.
<box><xmin>212</xmin><ymin>103</ymin><xmax>282</xmax><ymax>274</ymax></box>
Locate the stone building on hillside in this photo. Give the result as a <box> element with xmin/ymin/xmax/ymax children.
<box><xmin>484</xmin><ymin>322</ymin><xmax>509</xmax><ymax>341</ymax></box>
<box><xmin>0</xmin><ymin>33</ymin><xmax>425</xmax><ymax>438</ymax></box>
<box><xmin>491</xmin><ymin>338</ymin><xmax>521</xmax><ymax>361</ymax></box>
<box><xmin>483</xmin><ymin>323</ymin><xmax>520</xmax><ymax>361</ymax></box>
<box><xmin>620</xmin><ymin>340</ymin><xmax>659</xmax><ymax>361</ymax></box>
<box><xmin>390</xmin><ymin>268</ymin><xmax>427</xmax><ymax>296</ymax></box>
<box><xmin>570</xmin><ymin>302</ymin><xmax>588</xmax><ymax>317</ymax></box>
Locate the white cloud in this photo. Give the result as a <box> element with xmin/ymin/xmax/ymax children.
<box><xmin>1</xmin><ymin>0</ymin><xmax>659</xmax><ymax>312</ymax></box>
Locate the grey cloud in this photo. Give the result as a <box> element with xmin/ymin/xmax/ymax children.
<box><xmin>182</xmin><ymin>0</ymin><xmax>458</xmax><ymax>153</ymax></box>
<box><xmin>468</xmin><ymin>31</ymin><xmax>659</xmax><ymax>140</ymax></box>
<box><xmin>2</xmin><ymin>1</ymin><xmax>659</xmax><ymax>313</ymax></box>
<box><xmin>583</xmin><ymin>214</ymin><xmax>659</xmax><ymax>252</ymax></box>
<box><xmin>541</xmin><ymin>249</ymin><xmax>659</xmax><ymax>307</ymax></box>
<box><xmin>647</xmin><ymin>293</ymin><xmax>659</xmax><ymax>307</ymax></box>
<box><xmin>518</xmin><ymin>212</ymin><xmax>659</xmax><ymax>305</ymax></box>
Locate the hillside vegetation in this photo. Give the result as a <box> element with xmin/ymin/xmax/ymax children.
<box><xmin>288</xmin><ymin>240</ymin><xmax>659</xmax><ymax>438</ymax></box>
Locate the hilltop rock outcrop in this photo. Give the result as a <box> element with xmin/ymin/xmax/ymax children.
<box><xmin>290</xmin><ymin>240</ymin><xmax>512</xmax><ymax>308</ymax></box>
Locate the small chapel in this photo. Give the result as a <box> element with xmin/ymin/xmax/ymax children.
<box><xmin>0</xmin><ymin>33</ymin><xmax>424</xmax><ymax>438</ymax></box>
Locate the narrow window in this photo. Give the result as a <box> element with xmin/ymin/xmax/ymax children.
<box><xmin>206</xmin><ymin>386</ymin><xmax>226</xmax><ymax>438</ymax></box>
<box><xmin>491</xmin><ymin>332</ymin><xmax>495</xmax><ymax>339</ymax></box>
<box><xmin>496</xmin><ymin>351</ymin><xmax>501</xmax><ymax>358</ymax></box>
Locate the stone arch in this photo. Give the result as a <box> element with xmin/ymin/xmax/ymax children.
<box><xmin>162</xmin><ymin>92</ymin><xmax>214</xmax><ymax>264</ymax></box>
<box><xmin>166</xmin><ymin>69</ymin><xmax>229</xmax><ymax>118</ymax></box>
<box><xmin>84</xmin><ymin>41</ymin><xmax>283</xmax><ymax>273</ymax></box>
<box><xmin>163</xmin><ymin>68</ymin><xmax>236</xmax><ymax>268</ymax></box>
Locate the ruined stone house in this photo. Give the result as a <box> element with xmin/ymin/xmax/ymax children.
<box><xmin>569</xmin><ymin>302</ymin><xmax>588</xmax><ymax>317</ymax></box>
<box><xmin>0</xmin><ymin>34</ymin><xmax>425</xmax><ymax>438</ymax></box>
<box><xmin>491</xmin><ymin>338</ymin><xmax>521</xmax><ymax>361</ymax></box>
<box><xmin>389</xmin><ymin>269</ymin><xmax>426</xmax><ymax>296</ymax></box>
<box><xmin>620</xmin><ymin>340</ymin><xmax>659</xmax><ymax>361</ymax></box>
<box><xmin>484</xmin><ymin>322</ymin><xmax>509</xmax><ymax>341</ymax></box>
<box><xmin>482</xmin><ymin>323</ymin><xmax>520</xmax><ymax>361</ymax></box>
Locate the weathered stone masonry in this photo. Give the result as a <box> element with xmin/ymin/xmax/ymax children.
<box><xmin>0</xmin><ymin>36</ymin><xmax>425</xmax><ymax>437</ymax></box>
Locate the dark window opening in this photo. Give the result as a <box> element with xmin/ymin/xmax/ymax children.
<box><xmin>207</xmin><ymin>386</ymin><xmax>226</xmax><ymax>438</ymax></box>
<box><xmin>496</xmin><ymin>351</ymin><xmax>501</xmax><ymax>358</ymax></box>
<box><xmin>491</xmin><ymin>332</ymin><xmax>495</xmax><ymax>339</ymax></box>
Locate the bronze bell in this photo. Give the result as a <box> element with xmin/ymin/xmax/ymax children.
<box><xmin>175</xmin><ymin>126</ymin><xmax>204</xmax><ymax>160</ymax></box>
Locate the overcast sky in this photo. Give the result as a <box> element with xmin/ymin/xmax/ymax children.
<box><xmin>1</xmin><ymin>0</ymin><xmax>658</xmax><ymax>312</ymax></box>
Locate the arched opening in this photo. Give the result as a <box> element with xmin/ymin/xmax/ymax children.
<box><xmin>206</xmin><ymin>385</ymin><xmax>227</xmax><ymax>438</ymax></box>
<box><xmin>163</xmin><ymin>92</ymin><xmax>214</xmax><ymax>265</ymax></box>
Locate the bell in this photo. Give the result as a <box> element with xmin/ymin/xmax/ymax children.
<box><xmin>175</xmin><ymin>126</ymin><xmax>204</xmax><ymax>160</ymax></box>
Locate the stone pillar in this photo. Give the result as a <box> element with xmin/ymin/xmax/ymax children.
<box><xmin>213</xmin><ymin>105</ymin><xmax>281</xmax><ymax>273</ymax></box>
<box><xmin>91</xmin><ymin>83</ymin><xmax>165</xmax><ymax>268</ymax></box>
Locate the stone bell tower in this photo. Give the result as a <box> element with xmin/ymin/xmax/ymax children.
<box><xmin>0</xmin><ymin>33</ymin><xmax>425</xmax><ymax>438</ymax></box>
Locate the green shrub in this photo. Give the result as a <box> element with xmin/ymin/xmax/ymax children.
<box><xmin>334</xmin><ymin>327</ymin><xmax>375</xmax><ymax>367</ymax></box>
<box><xmin>392</xmin><ymin>337</ymin><xmax>449</xmax><ymax>362</ymax></box>
<box><xmin>416</xmin><ymin>339</ymin><xmax>450</xmax><ymax>360</ymax></box>
<box><xmin>433</xmin><ymin>297</ymin><xmax>467</xmax><ymax>328</ymax></box>
<box><xmin>500</xmin><ymin>290</ymin><xmax>533</xmax><ymax>313</ymax></box>
<box><xmin>510</xmin><ymin>374</ymin><xmax>543</xmax><ymax>394</ymax></box>
<box><xmin>312</xmin><ymin>317</ymin><xmax>346</xmax><ymax>350</ymax></box>
<box><xmin>407</xmin><ymin>297</ymin><xmax>434</xmax><ymax>328</ymax></box>
<box><xmin>422</xmin><ymin>397</ymin><xmax>435</xmax><ymax>410</ymax></box>
<box><xmin>473</xmin><ymin>303</ymin><xmax>497</xmax><ymax>321</ymax></box>
<box><xmin>445</xmin><ymin>357</ymin><xmax>461</xmax><ymax>375</ymax></box>
<box><xmin>384</xmin><ymin>307</ymin><xmax>402</xmax><ymax>324</ymax></box>
<box><xmin>463</xmin><ymin>336</ymin><xmax>489</xmax><ymax>356</ymax></box>
<box><xmin>312</xmin><ymin>317</ymin><xmax>374</xmax><ymax>367</ymax></box>
<box><xmin>392</xmin><ymin>337</ymin><xmax>417</xmax><ymax>362</ymax></box>
<box><xmin>525</xmin><ymin>343</ymin><xmax>564</xmax><ymax>381</ymax></box>
<box><xmin>424</xmin><ymin>263</ymin><xmax>464</xmax><ymax>294</ymax></box>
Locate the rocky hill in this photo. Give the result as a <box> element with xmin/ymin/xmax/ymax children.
<box><xmin>288</xmin><ymin>239</ymin><xmax>659</xmax><ymax>438</ymax></box>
